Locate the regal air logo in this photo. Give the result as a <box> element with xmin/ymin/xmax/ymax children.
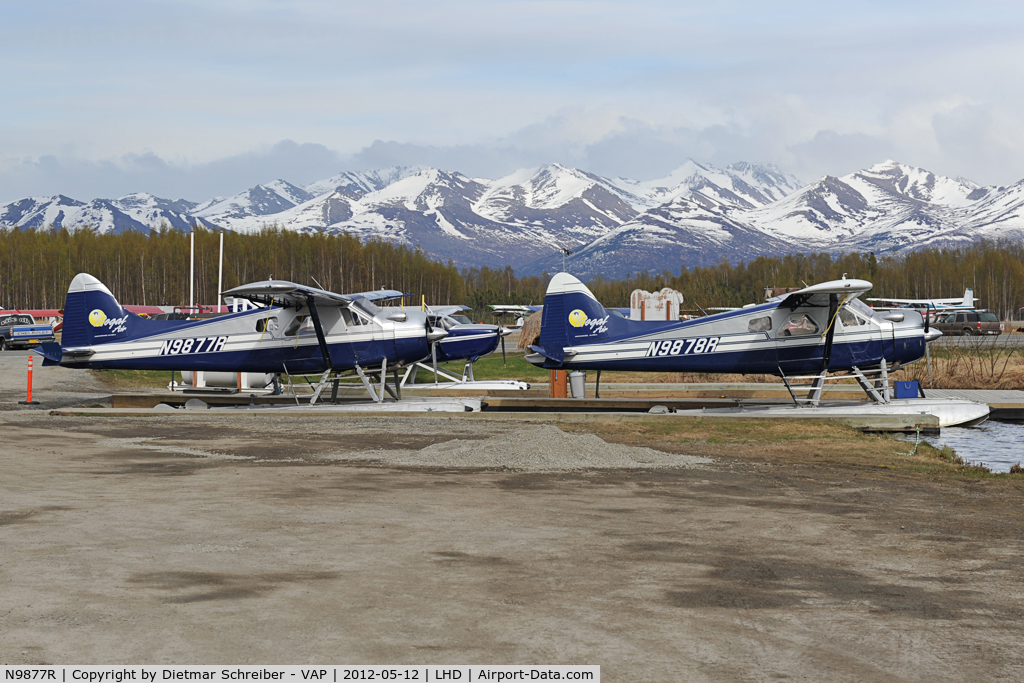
<box><xmin>569</xmin><ymin>308</ymin><xmax>610</xmax><ymax>335</ymax></box>
<box><xmin>568</xmin><ymin>309</ymin><xmax>588</xmax><ymax>328</ymax></box>
<box><xmin>88</xmin><ymin>309</ymin><xmax>107</xmax><ymax>327</ymax></box>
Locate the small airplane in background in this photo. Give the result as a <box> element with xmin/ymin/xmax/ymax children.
<box><xmin>487</xmin><ymin>304</ymin><xmax>542</xmax><ymax>328</ymax></box>
<box><xmin>37</xmin><ymin>273</ymin><xmax>449</xmax><ymax>403</ymax></box>
<box><xmin>526</xmin><ymin>272</ymin><xmax>943</xmax><ymax>406</ymax></box>
<box><xmin>381</xmin><ymin>305</ymin><xmax>526</xmax><ymax>390</ymax></box>
<box><xmin>866</xmin><ymin>288</ymin><xmax>977</xmax><ymax>312</ymax></box>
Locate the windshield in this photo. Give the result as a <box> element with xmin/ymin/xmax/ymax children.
<box><xmin>350</xmin><ymin>299</ymin><xmax>381</xmax><ymax>319</ymax></box>
<box><xmin>847</xmin><ymin>299</ymin><xmax>874</xmax><ymax>318</ymax></box>
<box><xmin>450</xmin><ymin>314</ymin><xmax>472</xmax><ymax>325</ymax></box>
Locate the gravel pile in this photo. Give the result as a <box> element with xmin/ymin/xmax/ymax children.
<box><xmin>328</xmin><ymin>424</ymin><xmax>712</xmax><ymax>471</ymax></box>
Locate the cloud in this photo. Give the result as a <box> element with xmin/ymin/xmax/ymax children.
<box><xmin>788</xmin><ymin>130</ymin><xmax>895</xmax><ymax>180</ymax></box>
<box><xmin>931</xmin><ymin>103</ymin><xmax>1023</xmax><ymax>184</ymax></box>
<box><xmin>0</xmin><ymin>141</ymin><xmax>344</xmax><ymax>203</ymax></box>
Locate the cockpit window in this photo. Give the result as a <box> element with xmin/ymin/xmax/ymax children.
<box><xmin>780</xmin><ymin>314</ymin><xmax>819</xmax><ymax>337</ymax></box>
<box><xmin>839</xmin><ymin>308</ymin><xmax>867</xmax><ymax>327</ymax></box>
<box><xmin>847</xmin><ymin>299</ymin><xmax>874</xmax><ymax>317</ymax></box>
<box><xmin>284</xmin><ymin>315</ymin><xmax>314</xmax><ymax>336</ymax></box>
<box><xmin>450</xmin><ymin>314</ymin><xmax>473</xmax><ymax>325</ymax></box>
<box><xmin>351</xmin><ymin>299</ymin><xmax>381</xmax><ymax>318</ymax></box>
<box><xmin>747</xmin><ymin>316</ymin><xmax>772</xmax><ymax>332</ymax></box>
<box><xmin>343</xmin><ymin>308</ymin><xmax>372</xmax><ymax>326</ymax></box>
<box><xmin>255</xmin><ymin>316</ymin><xmax>278</xmax><ymax>333</ymax></box>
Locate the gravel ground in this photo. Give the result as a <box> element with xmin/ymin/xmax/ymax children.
<box><xmin>0</xmin><ymin>350</ymin><xmax>111</xmax><ymax>409</ymax></box>
<box><xmin>2</xmin><ymin>352</ymin><xmax>1024</xmax><ymax>679</ymax></box>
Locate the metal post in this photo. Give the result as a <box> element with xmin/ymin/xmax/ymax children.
<box><xmin>217</xmin><ymin>231</ymin><xmax>224</xmax><ymax>313</ymax></box>
<box><xmin>925</xmin><ymin>343</ymin><xmax>933</xmax><ymax>387</ymax></box>
<box><xmin>189</xmin><ymin>230</ymin><xmax>195</xmax><ymax>311</ymax></box>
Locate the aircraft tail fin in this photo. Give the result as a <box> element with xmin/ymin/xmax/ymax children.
<box><xmin>963</xmin><ymin>288</ymin><xmax>976</xmax><ymax>308</ymax></box>
<box><xmin>536</xmin><ymin>273</ymin><xmax>616</xmax><ymax>364</ymax></box>
<box><xmin>61</xmin><ymin>273</ymin><xmax>152</xmax><ymax>348</ymax></box>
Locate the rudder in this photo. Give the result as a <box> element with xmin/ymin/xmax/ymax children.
<box><xmin>62</xmin><ymin>273</ymin><xmax>141</xmax><ymax>348</ymax></box>
<box><xmin>537</xmin><ymin>273</ymin><xmax>615</xmax><ymax>363</ymax></box>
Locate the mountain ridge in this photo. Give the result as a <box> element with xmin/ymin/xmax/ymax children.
<box><xmin>3</xmin><ymin>160</ymin><xmax>1022</xmax><ymax>279</ymax></box>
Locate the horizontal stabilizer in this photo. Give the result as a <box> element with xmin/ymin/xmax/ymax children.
<box><xmin>35</xmin><ymin>341</ymin><xmax>64</xmax><ymax>365</ymax></box>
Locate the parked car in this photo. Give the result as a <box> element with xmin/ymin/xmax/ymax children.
<box><xmin>0</xmin><ymin>313</ymin><xmax>57</xmax><ymax>350</ymax></box>
<box><xmin>932</xmin><ymin>310</ymin><xmax>1003</xmax><ymax>336</ymax></box>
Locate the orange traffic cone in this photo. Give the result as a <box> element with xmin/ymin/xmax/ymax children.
<box><xmin>19</xmin><ymin>353</ymin><xmax>39</xmax><ymax>405</ymax></box>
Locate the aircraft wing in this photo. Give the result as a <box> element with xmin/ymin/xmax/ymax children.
<box><xmin>865</xmin><ymin>296</ymin><xmax>923</xmax><ymax>305</ymax></box>
<box><xmin>488</xmin><ymin>304</ymin><xmax>542</xmax><ymax>314</ymax></box>
<box><xmin>222</xmin><ymin>280</ymin><xmax>401</xmax><ymax>308</ymax></box>
<box><xmin>348</xmin><ymin>288</ymin><xmax>407</xmax><ymax>302</ymax></box>
<box><xmin>431</xmin><ymin>305</ymin><xmax>472</xmax><ymax>316</ymax></box>
<box><xmin>774</xmin><ymin>278</ymin><xmax>872</xmax><ymax>308</ymax></box>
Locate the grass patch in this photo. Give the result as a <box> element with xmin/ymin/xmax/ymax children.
<box><xmin>894</xmin><ymin>336</ymin><xmax>1024</xmax><ymax>390</ymax></box>
<box><xmin>91</xmin><ymin>368</ymin><xmax>175</xmax><ymax>390</ymax></box>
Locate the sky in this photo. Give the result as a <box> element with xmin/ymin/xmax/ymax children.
<box><xmin>1</xmin><ymin>0</ymin><xmax>1023</xmax><ymax>202</ymax></box>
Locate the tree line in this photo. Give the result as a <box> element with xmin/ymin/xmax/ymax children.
<box><xmin>0</xmin><ymin>226</ymin><xmax>464</xmax><ymax>311</ymax></box>
<box><xmin>1</xmin><ymin>226</ymin><xmax>1022</xmax><ymax>320</ymax></box>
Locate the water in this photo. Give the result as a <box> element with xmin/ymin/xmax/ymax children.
<box><xmin>904</xmin><ymin>420</ymin><xmax>1024</xmax><ymax>473</ymax></box>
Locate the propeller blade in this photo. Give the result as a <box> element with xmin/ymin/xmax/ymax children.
<box><xmin>501</xmin><ymin>335</ymin><xmax>506</xmax><ymax>367</ymax></box>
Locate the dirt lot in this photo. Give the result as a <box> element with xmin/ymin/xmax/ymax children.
<box><xmin>2</xmin><ymin>354</ymin><xmax>1024</xmax><ymax>680</ymax></box>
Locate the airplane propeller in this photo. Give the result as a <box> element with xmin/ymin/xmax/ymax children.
<box><xmin>424</xmin><ymin>315</ymin><xmax>447</xmax><ymax>383</ymax></box>
<box><xmin>498</xmin><ymin>326</ymin><xmax>513</xmax><ymax>367</ymax></box>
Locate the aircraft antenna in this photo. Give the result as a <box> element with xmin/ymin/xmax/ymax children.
<box><xmin>310</xmin><ymin>275</ymin><xmax>325</xmax><ymax>290</ymax></box>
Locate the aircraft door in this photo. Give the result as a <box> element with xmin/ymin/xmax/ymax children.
<box><xmin>774</xmin><ymin>308</ymin><xmax>826</xmax><ymax>374</ymax></box>
<box><xmin>343</xmin><ymin>307</ymin><xmax>376</xmax><ymax>365</ymax></box>
<box><xmin>877</xmin><ymin>320</ymin><xmax>896</xmax><ymax>362</ymax></box>
<box><xmin>836</xmin><ymin>306</ymin><xmax>874</xmax><ymax>366</ymax></box>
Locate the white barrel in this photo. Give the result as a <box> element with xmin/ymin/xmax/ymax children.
<box><xmin>181</xmin><ymin>371</ymin><xmax>274</xmax><ymax>389</ymax></box>
<box><xmin>569</xmin><ymin>371</ymin><xmax>586</xmax><ymax>398</ymax></box>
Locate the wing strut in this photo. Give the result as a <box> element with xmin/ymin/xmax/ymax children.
<box><xmin>821</xmin><ymin>293</ymin><xmax>839</xmax><ymax>370</ymax></box>
<box><xmin>304</xmin><ymin>295</ymin><xmax>332</xmax><ymax>370</ymax></box>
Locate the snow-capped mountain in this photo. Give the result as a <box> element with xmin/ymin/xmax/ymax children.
<box><xmin>0</xmin><ymin>194</ymin><xmax>200</xmax><ymax>234</ymax></box>
<box><xmin>112</xmin><ymin>193</ymin><xmax>199</xmax><ymax>232</ymax></box>
<box><xmin>304</xmin><ymin>167</ymin><xmax>422</xmax><ymax>198</ymax></box>
<box><xmin>611</xmin><ymin>160</ymin><xmax>802</xmax><ymax>210</ymax></box>
<box><xmin>748</xmin><ymin>161</ymin><xmax>983</xmax><ymax>244</ymax></box>
<box><xmin>532</xmin><ymin>162</ymin><xmax>802</xmax><ymax>278</ymax></box>
<box><xmin>192</xmin><ymin>180</ymin><xmax>313</xmax><ymax>230</ymax></box>
<box><xmin>4</xmin><ymin>158</ymin><xmax>1024</xmax><ymax>279</ymax></box>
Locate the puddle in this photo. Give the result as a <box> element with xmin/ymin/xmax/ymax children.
<box><xmin>904</xmin><ymin>421</ymin><xmax>1024</xmax><ymax>473</ymax></box>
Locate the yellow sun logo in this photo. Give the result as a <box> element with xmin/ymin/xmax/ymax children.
<box><xmin>568</xmin><ymin>309</ymin><xmax>588</xmax><ymax>328</ymax></box>
<box><xmin>88</xmin><ymin>309</ymin><xmax>107</xmax><ymax>328</ymax></box>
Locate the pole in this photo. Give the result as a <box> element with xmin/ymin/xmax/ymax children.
<box><xmin>217</xmin><ymin>231</ymin><xmax>224</xmax><ymax>313</ymax></box>
<box><xmin>19</xmin><ymin>354</ymin><xmax>39</xmax><ymax>405</ymax></box>
<box><xmin>190</xmin><ymin>230</ymin><xmax>195</xmax><ymax>311</ymax></box>
<box><xmin>925</xmin><ymin>343</ymin><xmax>933</xmax><ymax>387</ymax></box>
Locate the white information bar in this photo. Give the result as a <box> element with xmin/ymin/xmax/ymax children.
<box><xmin>0</xmin><ymin>667</ymin><xmax>599</xmax><ymax>683</ymax></box>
